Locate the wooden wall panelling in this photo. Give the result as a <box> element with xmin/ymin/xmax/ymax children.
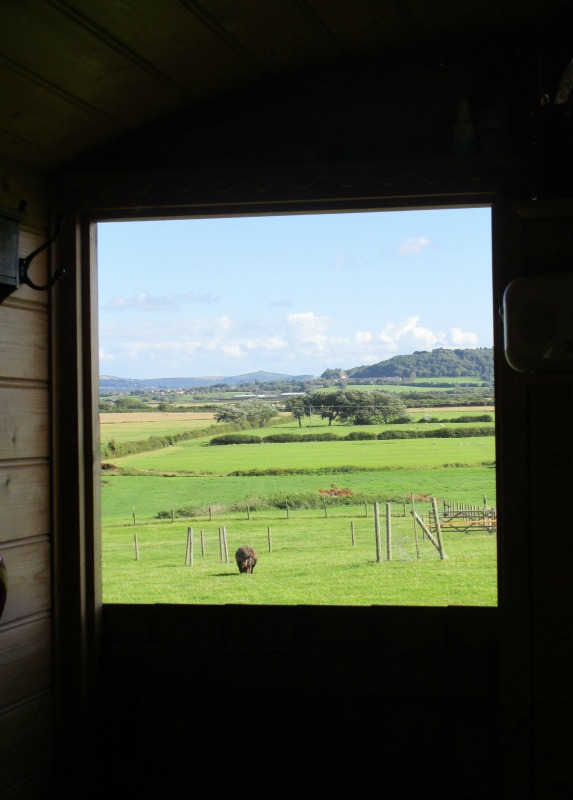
<box><xmin>0</xmin><ymin>538</ymin><xmax>51</xmax><ymax>625</ymax></box>
<box><xmin>0</xmin><ymin>693</ymin><xmax>52</xmax><ymax>795</ymax></box>
<box><xmin>0</xmin><ymin>156</ymin><xmax>52</xmax><ymax>798</ymax></box>
<box><xmin>0</xmin><ymin>464</ymin><xmax>50</xmax><ymax>544</ymax></box>
<box><xmin>0</xmin><ymin>617</ymin><xmax>51</xmax><ymax>708</ymax></box>
<box><xmin>0</xmin><ymin>305</ymin><xmax>48</xmax><ymax>380</ymax></box>
<box><xmin>0</xmin><ymin>156</ymin><xmax>48</xmax><ymax>231</ymax></box>
<box><xmin>0</xmin><ymin>387</ymin><xmax>49</xmax><ymax>461</ymax></box>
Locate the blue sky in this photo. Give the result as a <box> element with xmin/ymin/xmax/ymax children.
<box><xmin>98</xmin><ymin>207</ymin><xmax>492</xmax><ymax>379</ymax></box>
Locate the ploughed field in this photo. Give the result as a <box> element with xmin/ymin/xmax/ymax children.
<box><xmin>101</xmin><ymin>409</ymin><xmax>497</xmax><ymax>606</ymax></box>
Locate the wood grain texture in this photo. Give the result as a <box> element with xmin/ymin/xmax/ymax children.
<box><xmin>0</xmin><ymin>692</ymin><xmax>52</xmax><ymax>795</ymax></box>
<box><xmin>0</xmin><ymin>305</ymin><xmax>48</xmax><ymax>381</ymax></box>
<box><xmin>0</xmin><ymin>539</ymin><xmax>50</xmax><ymax>624</ymax></box>
<box><xmin>0</xmin><ymin>464</ymin><xmax>50</xmax><ymax>543</ymax></box>
<box><xmin>0</xmin><ymin>156</ymin><xmax>48</xmax><ymax>231</ymax></box>
<box><xmin>0</xmin><ymin>617</ymin><xmax>51</xmax><ymax>708</ymax></box>
<box><xmin>0</xmin><ymin>387</ymin><xmax>49</xmax><ymax>460</ymax></box>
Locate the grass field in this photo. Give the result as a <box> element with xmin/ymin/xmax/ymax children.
<box><xmin>313</xmin><ymin>380</ymin><xmax>490</xmax><ymax>394</ymax></box>
<box><xmin>107</xmin><ymin>435</ymin><xmax>495</xmax><ymax>473</ymax></box>
<box><xmin>102</xmin><ymin>508</ymin><xmax>497</xmax><ymax>606</ymax></box>
<box><xmin>102</xmin><ymin>465</ymin><xmax>496</xmax><ymax>525</ymax></box>
<box><xmin>100</xmin><ymin>411</ymin><xmax>216</xmax><ymax>446</ymax></box>
<box><xmin>100</xmin><ymin>408</ymin><xmax>498</xmax><ymax>607</ymax></box>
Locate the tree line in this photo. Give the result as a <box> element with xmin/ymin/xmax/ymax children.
<box><xmin>283</xmin><ymin>390</ymin><xmax>408</xmax><ymax>426</ymax></box>
<box><xmin>324</xmin><ymin>347</ymin><xmax>493</xmax><ymax>381</ymax></box>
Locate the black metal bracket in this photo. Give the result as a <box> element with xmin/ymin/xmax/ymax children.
<box><xmin>19</xmin><ymin>213</ymin><xmax>67</xmax><ymax>291</ymax></box>
<box><xmin>0</xmin><ymin>203</ymin><xmax>67</xmax><ymax>303</ymax></box>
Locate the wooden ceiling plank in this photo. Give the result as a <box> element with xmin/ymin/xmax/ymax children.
<box><xmin>184</xmin><ymin>0</ymin><xmax>339</xmax><ymax>73</ymax></box>
<box><xmin>0</xmin><ymin>1</ymin><xmax>191</xmax><ymax>129</ymax></box>
<box><xmin>64</xmin><ymin>0</ymin><xmax>265</xmax><ymax>93</ymax></box>
<box><xmin>0</xmin><ymin>53</ymin><xmax>132</xmax><ymax>135</ymax></box>
<box><xmin>303</xmin><ymin>0</ymin><xmax>414</xmax><ymax>53</ymax></box>
<box><xmin>0</xmin><ymin>67</ymin><xmax>133</xmax><ymax>163</ymax></box>
<box><xmin>47</xmin><ymin>0</ymin><xmax>197</xmax><ymax>100</ymax></box>
<box><xmin>0</xmin><ymin>130</ymin><xmax>64</xmax><ymax>173</ymax></box>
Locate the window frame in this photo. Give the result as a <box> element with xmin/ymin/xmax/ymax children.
<box><xmin>50</xmin><ymin>159</ymin><xmax>530</xmax><ymax>716</ymax></box>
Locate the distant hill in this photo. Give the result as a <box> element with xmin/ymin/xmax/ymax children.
<box><xmin>99</xmin><ymin>370</ymin><xmax>312</xmax><ymax>392</ymax></box>
<box><xmin>323</xmin><ymin>348</ymin><xmax>493</xmax><ymax>382</ymax></box>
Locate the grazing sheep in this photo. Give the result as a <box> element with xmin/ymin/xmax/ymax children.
<box><xmin>235</xmin><ymin>545</ymin><xmax>258</xmax><ymax>574</ymax></box>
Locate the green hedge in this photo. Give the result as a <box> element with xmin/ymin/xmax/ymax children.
<box><xmin>209</xmin><ymin>426</ymin><xmax>495</xmax><ymax>446</ymax></box>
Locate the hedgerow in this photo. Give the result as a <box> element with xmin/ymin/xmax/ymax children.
<box><xmin>156</xmin><ymin>488</ymin><xmax>408</xmax><ymax>518</ymax></box>
<box><xmin>208</xmin><ymin>426</ymin><xmax>495</xmax><ymax>446</ymax></box>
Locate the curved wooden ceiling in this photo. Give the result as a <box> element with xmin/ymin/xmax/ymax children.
<box><xmin>0</xmin><ymin>0</ymin><xmax>571</xmax><ymax>172</ymax></box>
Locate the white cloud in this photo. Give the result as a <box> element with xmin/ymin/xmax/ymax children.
<box><xmin>222</xmin><ymin>344</ymin><xmax>243</xmax><ymax>358</ymax></box>
<box><xmin>448</xmin><ymin>327</ymin><xmax>479</xmax><ymax>346</ymax></box>
<box><xmin>99</xmin><ymin>310</ymin><xmax>481</xmax><ymax>379</ymax></box>
<box><xmin>373</xmin><ymin>316</ymin><xmax>442</xmax><ymax>351</ymax></box>
<box><xmin>287</xmin><ymin>311</ymin><xmax>331</xmax><ymax>342</ymax></box>
<box><xmin>99</xmin><ymin>347</ymin><xmax>115</xmax><ymax>362</ymax></box>
<box><xmin>397</xmin><ymin>236</ymin><xmax>431</xmax><ymax>256</ymax></box>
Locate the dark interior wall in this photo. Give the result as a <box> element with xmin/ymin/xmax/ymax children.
<box><xmin>95</xmin><ymin>605</ymin><xmax>499</xmax><ymax>800</ymax></box>
<box><xmin>50</xmin><ymin>35</ymin><xmax>573</xmax><ymax>800</ymax></box>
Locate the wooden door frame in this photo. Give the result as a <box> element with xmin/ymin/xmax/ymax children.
<box><xmin>49</xmin><ymin>156</ymin><xmax>533</xmax><ymax>795</ymax></box>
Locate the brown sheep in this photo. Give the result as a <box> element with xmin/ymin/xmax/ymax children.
<box><xmin>235</xmin><ymin>545</ymin><xmax>258</xmax><ymax>574</ymax></box>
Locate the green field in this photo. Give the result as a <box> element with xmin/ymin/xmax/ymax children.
<box><xmin>103</xmin><ymin>509</ymin><xmax>497</xmax><ymax>606</ymax></box>
<box><xmin>101</xmin><ymin>409</ymin><xmax>497</xmax><ymax>607</ymax></box>
<box><xmin>99</xmin><ymin>413</ymin><xmax>215</xmax><ymax>446</ymax></box>
<box><xmin>313</xmin><ymin>379</ymin><xmax>490</xmax><ymax>394</ymax></box>
<box><xmin>108</xmin><ymin>435</ymin><xmax>494</xmax><ymax>473</ymax></box>
<box><xmin>102</xmin><ymin>466</ymin><xmax>496</xmax><ymax>524</ymax></box>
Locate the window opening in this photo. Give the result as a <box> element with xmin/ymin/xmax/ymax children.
<box><xmin>98</xmin><ymin>207</ymin><xmax>496</xmax><ymax>606</ymax></box>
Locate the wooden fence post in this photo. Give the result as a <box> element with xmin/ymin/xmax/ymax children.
<box><xmin>374</xmin><ymin>502</ymin><xmax>382</xmax><ymax>563</ymax></box>
<box><xmin>218</xmin><ymin>527</ymin><xmax>223</xmax><ymax>561</ymax></box>
<box><xmin>431</xmin><ymin>498</ymin><xmax>446</xmax><ymax>560</ymax></box>
<box><xmin>411</xmin><ymin>493</ymin><xmax>420</xmax><ymax>559</ymax></box>
<box><xmin>185</xmin><ymin>527</ymin><xmax>194</xmax><ymax>566</ymax></box>
<box><xmin>386</xmin><ymin>502</ymin><xmax>392</xmax><ymax>561</ymax></box>
<box><xmin>134</xmin><ymin>531</ymin><xmax>139</xmax><ymax>561</ymax></box>
<box><xmin>267</xmin><ymin>527</ymin><xmax>272</xmax><ymax>552</ymax></box>
<box><xmin>200</xmin><ymin>530</ymin><xmax>205</xmax><ymax>557</ymax></box>
<box><xmin>222</xmin><ymin>526</ymin><xmax>229</xmax><ymax>563</ymax></box>
<box><xmin>411</xmin><ymin>512</ymin><xmax>442</xmax><ymax>554</ymax></box>
<box><xmin>351</xmin><ymin>520</ymin><xmax>355</xmax><ymax>547</ymax></box>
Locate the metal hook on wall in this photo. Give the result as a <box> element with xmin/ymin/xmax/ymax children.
<box><xmin>0</xmin><ymin>204</ymin><xmax>67</xmax><ymax>303</ymax></box>
<box><xmin>19</xmin><ymin>213</ymin><xmax>67</xmax><ymax>291</ymax></box>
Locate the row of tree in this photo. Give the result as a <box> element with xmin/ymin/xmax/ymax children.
<box><xmin>214</xmin><ymin>398</ymin><xmax>278</xmax><ymax>428</ymax></box>
<box><xmin>212</xmin><ymin>391</ymin><xmax>409</xmax><ymax>430</ymax></box>
<box><xmin>328</xmin><ymin>347</ymin><xmax>494</xmax><ymax>381</ymax></box>
<box><xmin>284</xmin><ymin>390</ymin><xmax>408</xmax><ymax>426</ymax></box>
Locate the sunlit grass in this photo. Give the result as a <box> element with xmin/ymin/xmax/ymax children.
<box><xmin>102</xmin><ymin>510</ymin><xmax>497</xmax><ymax>606</ymax></box>
<box><xmin>107</xmin><ymin>436</ymin><xmax>495</xmax><ymax>473</ymax></box>
<box><xmin>101</xmin><ymin>467</ymin><xmax>496</xmax><ymax>526</ymax></box>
